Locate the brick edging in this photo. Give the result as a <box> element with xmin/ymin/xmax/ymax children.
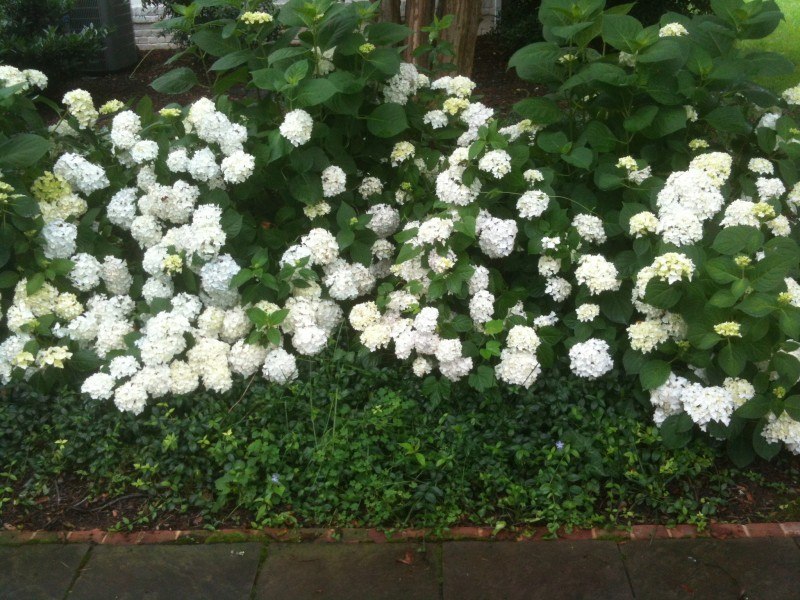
<box><xmin>1</xmin><ymin>523</ymin><xmax>799</xmax><ymax>545</ymax></box>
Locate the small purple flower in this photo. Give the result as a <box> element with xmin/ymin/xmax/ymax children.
<box><xmin>555</xmin><ymin>441</ymin><xmax>565</xmax><ymax>451</ymax></box>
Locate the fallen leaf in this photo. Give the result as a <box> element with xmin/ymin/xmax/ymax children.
<box><xmin>397</xmin><ymin>551</ymin><xmax>414</xmax><ymax>565</ymax></box>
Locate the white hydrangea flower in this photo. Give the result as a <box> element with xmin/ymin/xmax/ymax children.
<box><xmin>42</xmin><ymin>220</ymin><xmax>77</xmax><ymax>259</ymax></box>
<box><xmin>629</xmin><ymin>211</ymin><xmax>658</xmax><ymax>237</ymax></box>
<box><xmin>657</xmin><ymin>207</ymin><xmax>704</xmax><ymax>247</ymax></box>
<box><xmin>280</xmin><ymin>109</ymin><xmax>313</xmax><ymax>146</ymax></box>
<box><xmin>720</xmin><ymin>199</ymin><xmax>759</xmax><ymax>228</ymax></box>
<box><xmin>359</xmin><ymin>176</ymin><xmax>383</xmax><ymax>199</ymax></box>
<box><xmin>572</xmin><ymin>214</ymin><xmax>606</xmax><ymax>244</ymax></box>
<box><xmin>262</xmin><ymin>347</ymin><xmax>298</xmax><ymax>384</ymax></box>
<box><xmin>495</xmin><ymin>350</ymin><xmax>540</xmax><ymax>388</ymax></box>
<box><xmin>517</xmin><ymin>190</ymin><xmax>549</xmax><ymax>219</ymax></box>
<box><xmin>423</xmin><ymin>110</ymin><xmax>448</xmax><ymax>129</ymax></box>
<box><xmin>748</xmin><ymin>157</ymin><xmax>774</xmax><ymax>175</ymax></box>
<box><xmin>321</xmin><ymin>165</ymin><xmax>347</xmax><ymax>197</ymax></box>
<box><xmin>221</xmin><ymin>150</ymin><xmax>255</xmax><ymax>184</ymax></box>
<box><xmin>574</xmin><ymin>255</ymin><xmax>620</xmax><ymax>295</ymax></box>
<box><xmin>469</xmin><ymin>290</ymin><xmax>495</xmax><ymax>324</ymax></box>
<box><xmin>390</xmin><ymin>141</ymin><xmax>415</xmax><ymax>166</ymax></box>
<box><xmin>682</xmin><ymin>383</ymin><xmax>735</xmax><ymax>430</ymax></box>
<box><xmin>301</xmin><ymin>228</ymin><xmax>339</xmax><ymax>266</ymax></box>
<box><xmin>756</xmin><ymin>177</ymin><xmax>786</xmax><ymax>201</ymax></box>
<box><xmin>650</xmin><ymin>373</ymin><xmax>689</xmax><ymax>425</ymax></box>
<box><xmin>569</xmin><ymin>339</ymin><xmax>613</xmax><ymax>379</ymax></box>
<box><xmin>63</xmin><ymin>89</ymin><xmax>98</xmax><ymax>129</ymax></box>
<box><xmin>366</xmin><ymin>204</ymin><xmax>400</xmax><ymax>238</ymax></box>
<box><xmin>544</xmin><ymin>277</ymin><xmax>572</xmax><ymax>302</ymax></box>
<box><xmin>110</xmin><ymin>111</ymin><xmax>142</xmax><ymax>151</ymax></box>
<box><xmin>468</xmin><ymin>265</ymin><xmax>490</xmax><ymax>295</ymax></box>
<box><xmin>383</xmin><ymin>63</ymin><xmax>421</xmax><ymax>105</ymax></box>
<box><xmin>477</xmin><ymin>150</ymin><xmax>512</xmax><ymax>178</ymax></box>
<box><xmin>53</xmin><ymin>153</ymin><xmax>109</xmax><ymax>195</ymax></box>
<box><xmin>538</xmin><ymin>256</ymin><xmax>560</xmax><ymax>277</ymax></box>
<box><xmin>477</xmin><ymin>214</ymin><xmax>517</xmax><ymax>258</ymax></box>
<box><xmin>762</xmin><ymin>412</ymin><xmax>800</xmax><ymax>454</ymax></box>
<box><xmin>576</xmin><ymin>303</ymin><xmax>600</xmax><ymax>322</ymax></box>
<box><xmin>628</xmin><ymin>319</ymin><xmax>669</xmax><ymax>354</ymax></box>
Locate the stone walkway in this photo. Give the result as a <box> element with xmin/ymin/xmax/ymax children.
<box><xmin>2</xmin><ymin>537</ymin><xmax>800</xmax><ymax>599</ymax></box>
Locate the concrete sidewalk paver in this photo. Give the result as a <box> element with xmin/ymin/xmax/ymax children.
<box><xmin>68</xmin><ymin>543</ymin><xmax>262</xmax><ymax>600</ymax></box>
<box><xmin>621</xmin><ymin>538</ymin><xmax>800</xmax><ymax>599</ymax></box>
<box><xmin>254</xmin><ymin>543</ymin><xmax>439</xmax><ymax>599</ymax></box>
<box><xmin>0</xmin><ymin>544</ymin><xmax>89</xmax><ymax>600</ymax></box>
<box><xmin>442</xmin><ymin>541</ymin><xmax>633</xmax><ymax>600</ymax></box>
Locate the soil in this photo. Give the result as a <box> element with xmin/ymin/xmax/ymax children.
<box><xmin>46</xmin><ymin>35</ymin><xmax>543</xmax><ymax>117</ymax></box>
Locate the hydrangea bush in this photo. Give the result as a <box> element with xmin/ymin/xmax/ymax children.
<box><xmin>0</xmin><ymin>0</ymin><xmax>799</xmax><ymax>465</ymax></box>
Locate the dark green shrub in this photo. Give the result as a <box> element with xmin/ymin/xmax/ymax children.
<box><xmin>142</xmin><ymin>0</ymin><xmax>277</xmax><ymax>46</ymax></box>
<box><xmin>494</xmin><ymin>0</ymin><xmax>713</xmax><ymax>54</ymax></box>
<box><xmin>0</xmin><ymin>0</ymin><xmax>106</xmax><ymax>82</ymax></box>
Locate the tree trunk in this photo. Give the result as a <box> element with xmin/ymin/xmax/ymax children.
<box><xmin>438</xmin><ymin>0</ymin><xmax>482</xmax><ymax>76</ymax></box>
<box><xmin>404</xmin><ymin>0</ymin><xmax>435</xmax><ymax>66</ymax></box>
<box><xmin>378</xmin><ymin>0</ymin><xmax>402</xmax><ymax>24</ymax></box>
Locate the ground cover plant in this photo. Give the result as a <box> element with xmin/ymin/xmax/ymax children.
<box><xmin>1</xmin><ymin>0</ymin><xmax>800</xmax><ymax>531</ymax></box>
<box><xmin>5</xmin><ymin>362</ymin><xmax>798</xmax><ymax>532</ymax></box>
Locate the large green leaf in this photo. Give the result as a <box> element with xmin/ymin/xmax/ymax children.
<box><xmin>367</xmin><ymin>103</ymin><xmax>408</xmax><ymax>138</ymax></box>
<box><xmin>151</xmin><ymin>68</ymin><xmax>199</xmax><ymax>94</ymax></box>
<box><xmin>508</xmin><ymin>42</ymin><xmax>562</xmax><ymax>83</ymax></box>
<box><xmin>0</xmin><ymin>134</ymin><xmax>50</xmax><ymax>169</ymax></box>
<box><xmin>639</xmin><ymin>359</ymin><xmax>671</xmax><ymax>390</ymax></box>
<box><xmin>602</xmin><ymin>14</ymin><xmax>643</xmax><ymax>52</ymax></box>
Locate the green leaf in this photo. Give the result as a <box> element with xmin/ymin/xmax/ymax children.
<box><xmin>508</xmin><ymin>42</ymin><xmax>562</xmax><ymax>83</ymax></box>
<box><xmin>737</xmin><ymin>294</ymin><xmax>776</xmax><ymax>317</ymax></box>
<box><xmin>712</xmin><ymin>226</ymin><xmax>763</xmax><ymax>255</ymax></box>
<box><xmin>367</xmin><ymin>103</ymin><xmax>408</xmax><ymax>138</ymax></box>
<box><xmin>753</xmin><ymin>421</ymin><xmax>782</xmax><ymax>460</ymax></box>
<box><xmin>221</xmin><ymin>210</ymin><xmax>243</xmax><ymax>238</ymax></box>
<box><xmin>643</xmin><ymin>279</ymin><xmax>680</xmax><ymax>309</ymax></box>
<box><xmin>26</xmin><ymin>272</ymin><xmax>45</xmax><ymax>295</ymax></box>
<box><xmin>602</xmin><ymin>14</ymin><xmax>643</xmax><ymax>52</ymax></box>
<box><xmin>191</xmin><ymin>28</ymin><xmax>239</xmax><ymax>57</ymax></box>
<box><xmin>583</xmin><ymin>121</ymin><xmax>618</xmax><ymax>152</ymax></box>
<box><xmin>727</xmin><ymin>434</ymin><xmax>755</xmax><ymax>467</ymax></box>
<box><xmin>295</xmin><ymin>79</ymin><xmax>339</xmax><ymax>107</ymax></box>
<box><xmin>0</xmin><ymin>134</ymin><xmax>50</xmax><ymax>169</ymax></box>
<box><xmin>484</xmin><ymin>320</ymin><xmax>504</xmax><ymax>335</ymax></box>
<box><xmin>772</xmin><ymin>352</ymin><xmax>800</xmax><ymax>384</ymax></box>
<box><xmin>364</xmin><ymin>48</ymin><xmax>401</xmax><ymax>75</ymax></box>
<box><xmin>751</xmin><ymin>252</ymin><xmax>796</xmax><ymax>292</ymax></box>
<box><xmin>560</xmin><ymin>62</ymin><xmax>630</xmax><ymax>91</ymax></box>
<box><xmin>210</xmin><ymin>50</ymin><xmax>251</xmax><ymax>71</ymax></box>
<box><xmin>151</xmin><ymin>68</ymin><xmax>199</xmax><ymax>94</ymax></box>
<box><xmin>719</xmin><ymin>343</ymin><xmax>746</xmax><ymax>376</ymax></box>
<box><xmin>660</xmin><ymin>413</ymin><xmax>694</xmax><ymax>448</ymax></box>
<box><xmin>705</xmin><ymin>257</ymin><xmax>739</xmax><ymax>284</ymax></box>
<box><xmin>639</xmin><ymin>359</ymin><xmax>671</xmax><ymax>390</ymax></box>
<box><xmin>735</xmin><ymin>395</ymin><xmax>771</xmax><ymax>419</ymax></box>
<box><xmin>623</xmin><ymin>105</ymin><xmax>658</xmax><ymax>132</ymax></box>
<box><xmin>0</xmin><ymin>271</ymin><xmax>19</xmax><ymax>289</ymax></box>
<box><xmin>468</xmin><ymin>365</ymin><xmax>496</xmax><ymax>392</ymax></box>
<box><xmin>512</xmin><ymin>97</ymin><xmax>562</xmax><ymax>125</ymax></box>
<box><xmin>785</xmin><ymin>396</ymin><xmax>800</xmax><ymax>421</ymax></box>
<box><xmin>704</xmin><ymin>106</ymin><xmax>751</xmax><ymax>136</ymax></box>
<box><xmin>561</xmin><ymin>147</ymin><xmax>593</xmax><ymax>170</ymax></box>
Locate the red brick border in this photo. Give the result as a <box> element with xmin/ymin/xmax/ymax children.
<box><xmin>1</xmin><ymin>522</ymin><xmax>798</xmax><ymax>546</ymax></box>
